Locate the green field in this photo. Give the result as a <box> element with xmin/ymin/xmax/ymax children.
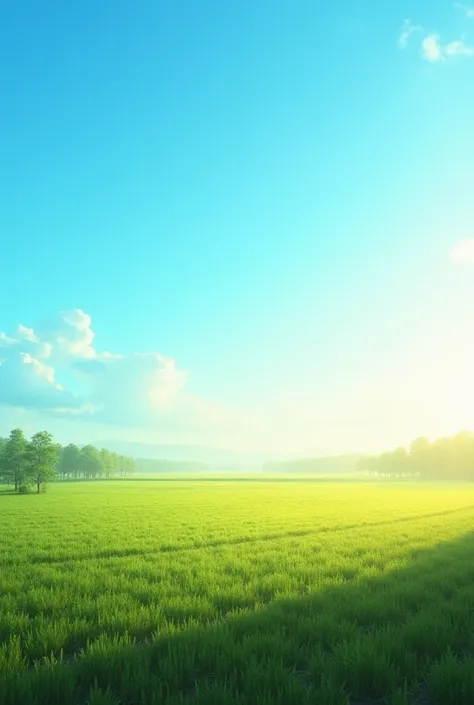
<box><xmin>1</xmin><ymin>480</ymin><xmax>474</xmax><ymax>705</ymax></box>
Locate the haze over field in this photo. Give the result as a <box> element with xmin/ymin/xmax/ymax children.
<box><xmin>2</xmin><ymin>5</ymin><xmax>474</xmax><ymax>703</ymax></box>
<box><xmin>1</xmin><ymin>1</ymin><xmax>474</xmax><ymax>458</ymax></box>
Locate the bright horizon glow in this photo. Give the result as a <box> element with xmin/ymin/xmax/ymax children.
<box><xmin>1</xmin><ymin>2</ymin><xmax>474</xmax><ymax>458</ymax></box>
<box><xmin>451</xmin><ymin>239</ymin><xmax>474</xmax><ymax>264</ymax></box>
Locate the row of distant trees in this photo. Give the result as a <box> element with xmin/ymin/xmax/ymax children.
<box><xmin>356</xmin><ymin>431</ymin><xmax>474</xmax><ymax>481</ymax></box>
<box><xmin>58</xmin><ymin>443</ymin><xmax>136</xmax><ymax>480</ymax></box>
<box><xmin>0</xmin><ymin>429</ymin><xmax>136</xmax><ymax>493</ymax></box>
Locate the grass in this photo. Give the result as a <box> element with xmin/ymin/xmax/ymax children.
<box><xmin>1</xmin><ymin>479</ymin><xmax>474</xmax><ymax>704</ymax></box>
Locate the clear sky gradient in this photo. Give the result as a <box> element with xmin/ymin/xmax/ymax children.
<box><xmin>1</xmin><ymin>1</ymin><xmax>473</xmax><ymax>455</ymax></box>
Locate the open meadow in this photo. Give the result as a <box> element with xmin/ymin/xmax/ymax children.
<box><xmin>1</xmin><ymin>479</ymin><xmax>474</xmax><ymax>704</ymax></box>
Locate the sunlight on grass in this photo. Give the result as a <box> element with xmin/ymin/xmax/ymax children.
<box><xmin>1</xmin><ymin>480</ymin><xmax>474</xmax><ymax>704</ymax></box>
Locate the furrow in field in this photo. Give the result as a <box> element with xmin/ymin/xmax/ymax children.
<box><xmin>3</xmin><ymin>504</ymin><xmax>473</xmax><ymax>568</ymax></box>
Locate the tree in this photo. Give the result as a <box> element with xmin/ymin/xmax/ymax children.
<box><xmin>100</xmin><ymin>448</ymin><xmax>113</xmax><ymax>478</ymax></box>
<box><xmin>365</xmin><ymin>456</ymin><xmax>379</xmax><ymax>477</ymax></box>
<box><xmin>27</xmin><ymin>431</ymin><xmax>60</xmax><ymax>493</ymax></box>
<box><xmin>109</xmin><ymin>451</ymin><xmax>119</xmax><ymax>477</ymax></box>
<box><xmin>79</xmin><ymin>445</ymin><xmax>103</xmax><ymax>478</ymax></box>
<box><xmin>60</xmin><ymin>444</ymin><xmax>81</xmax><ymax>479</ymax></box>
<box><xmin>450</xmin><ymin>431</ymin><xmax>474</xmax><ymax>481</ymax></box>
<box><xmin>431</xmin><ymin>437</ymin><xmax>452</xmax><ymax>480</ymax></box>
<box><xmin>392</xmin><ymin>447</ymin><xmax>409</xmax><ymax>477</ymax></box>
<box><xmin>118</xmin><ymin>454</ymin><xmax>127</xmax><ymax>477</ymax></box>
<box><xmin>378</xmin><ymin>452</ymin><xmax>393</xmax><ymax>478</ymax></box>
<box><xmin>0</xmin><ymin>428</ymin><xmax>28</xmax><ymax>491</ymax></box>
<box><xmin>409</xmin><ymin>437</ymin><xmax>432</xmax><ymax>479</ymax></box>
<box><xmin>356</xmin><ymin>456</ymin><xmax>369</xmax><ymax>476</ymax></box>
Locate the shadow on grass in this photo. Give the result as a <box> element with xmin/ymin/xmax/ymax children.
<box><xmin>2</xmin><ymin>527</ymin><xmax>474</xmax><ymax>705</ymax></box>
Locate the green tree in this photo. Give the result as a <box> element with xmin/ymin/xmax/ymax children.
<box><xmin>60</xmin><ymin>444</ymin><xmax>81</xmax><ymax>479</ymax></box>
<box><xmin>0</xmin><ymin>438</ymin><xmax>5</xmax><ymax>483</ymax></box>
<box><xmin>109</xmin><ymin>451</ymin><xmax>119</xmax><ymax>477</ymax></box>
<box><xmin>430</xmin><ymin>437</ymin><xmax>452</xmax><ymax>480</ymax></box>
<box><xmin>378</xmin><ymin>452</ymin><xmax>392</xmax><ymax>478</ymax></box>
<box><xmin>118</xmin><ymin>454</ymin><xmax>127</xmax><ymax>477</ymax></box>
<box><xmin>100</xmin><ymin>448</ymin><xmax>113</xmax><ymax>478</ymax></box>
<box><xmin>392</xmin><ymin>447</ymin><xmax>409</xmax><ymax>477</ymax></box>
<box><xmin>79</xmin><ymin>445</ymin><xmax>103</xmax><ymax>478</ymax></box>
<box><xmin>355</xmin><ymin>456</ymin><xmax>369</xmax><ymax>476</ymax></box>
<box><xmin>0</xmin><ymin>428</ymin><xmax>28</xmax><ymax>491</ymax></box>
<box><xmin>450</xmin><ymin>431</ymin><xmax>474</xmax><ymax>481</ymax></box>
<box><xmin>365</xmin><ymin>456</ymin><xmax>379</xmax><ymax>477</ymax></box>
<box><xmin>26</xmin><ymin>431</ymin><xmax>60</xmax><ymax>493</ymax></box>
<box><xmin>409</xmin><ymin>437</ymin><xmax>432</xmax><ymax>479</ymax></box>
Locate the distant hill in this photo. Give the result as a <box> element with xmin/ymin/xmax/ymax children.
<box><xmin>95</xmin><ymin>441</ymin><xmax>361</xmax><ymax>475</ymax></box>
<box><xmin>135</xmin><ymin>458</ymin><xmax>209</xmax><ymax>474</ymax></box>
<box><xmin>262</xmin><ymin>455</ymin><xmax>361</xmax><ymax>474</ymax></box>
<box><xmin>95</xmin><ymin>441</ymin><xmax>287</xmax><ymax>469</ymax></box>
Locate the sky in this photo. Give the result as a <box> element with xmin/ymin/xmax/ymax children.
<box><xmin>1</xmin><ymin>1</ymin><xmax>474</xmax><ymax>457</ymax></box>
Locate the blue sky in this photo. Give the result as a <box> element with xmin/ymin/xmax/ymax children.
<box><xmin>1</xmin><ymin>1</ymin><xmax>474</xmax><ymax>455</ymax></box>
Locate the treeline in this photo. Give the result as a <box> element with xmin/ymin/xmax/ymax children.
<box><xmin>357</xmin><ymin>431</ymin><xmax>474</xmax><ymax>481</ymax></box>
<box><xmin>0</xmin><ymin>428</ymin><xmax>136</xmax><ymax>493</ymax></box>
<box><xmin>58</xmin><ymin>443</ymin><xmax>136</xmax><ymax>480</ymax></box>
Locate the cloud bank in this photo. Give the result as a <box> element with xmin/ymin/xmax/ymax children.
<box><xmin>0</xmin><ymin>310</ymin><xmax>231</xmax><ymax>435</ymax></box>
<box><xmin>2</xmin><ymin>299</ymin><xmax>474</xmax><ymax>457</ymax></box>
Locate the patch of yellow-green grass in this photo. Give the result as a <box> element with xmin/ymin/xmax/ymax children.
<box><xmin>1</xmin><ymin>480</ymin><xmax>474</xmax><ymax>704</ymax></box>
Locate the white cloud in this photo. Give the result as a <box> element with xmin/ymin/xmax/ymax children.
<box><xmin>0</xmin><ymin>332</ymin><xmax>16</xmax><ymax>346</ymax></box>
<box><xmin>16</xmin><ymin>325</ymin><xmax>38</xmax><ymax>343</ymax></box>
<box><xmin>445</xmin><ymin>39</ymin><xmax>474</xmax><ymax>56</ymax></box>
<box><xmin>421</xmin><ymin>34</ymin><xmax>445</xmax><ymax>62</ymax></box>
<box><xmin>450</xmin><ymin>239</ymin><xmax>474</xmax><ymax>263</ymax></box>
<box><xmin>456</xmin><ymin>3</ymin><xmax>474</xmax><ymax>19</ymax></box>
<box><xmin>398</xmin><ymin>19</ymin><xmax>423</xmax><ymax>49</ymax></box>
<box><xmin>420</xmin><ymin>33</ymin><xmax>474</xmax><ymax>62</ymax></box>
<box><xmin>21</xmin><ymin>353</ymin><xmax>55</xmax><ymax>384</ymax></box>
<box><xmin>401</xmin><ymin>9</ymin><xmax>474</xmax><ymax>62</ymax></box>
<box><xmin>37</xmin><ymin>309</ymin><xmax>96</xmax><ymax>360</ymax></box>
<box><xmin>3</xmin><ymin>306</ymin><xmax>474</xmax><ymax>456</ymax></box>
<box><xmin>0</xmin><ymin>329</ymin><xmax>54</xmax><ymax>368</ymax></box>
<box><xmin>73</xmin><ymin>352</ymin><xmax>189</xmax><ymax>424</ymax></box>
<box><xmin>0</xmin><ymin>309</ymin><xmax>233</xmax><ymax>436</ymax></box>
<box><xmin>0</xmin><ymin>343</ymin><xmax>78</xmax><ymax>411</ymax></box>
